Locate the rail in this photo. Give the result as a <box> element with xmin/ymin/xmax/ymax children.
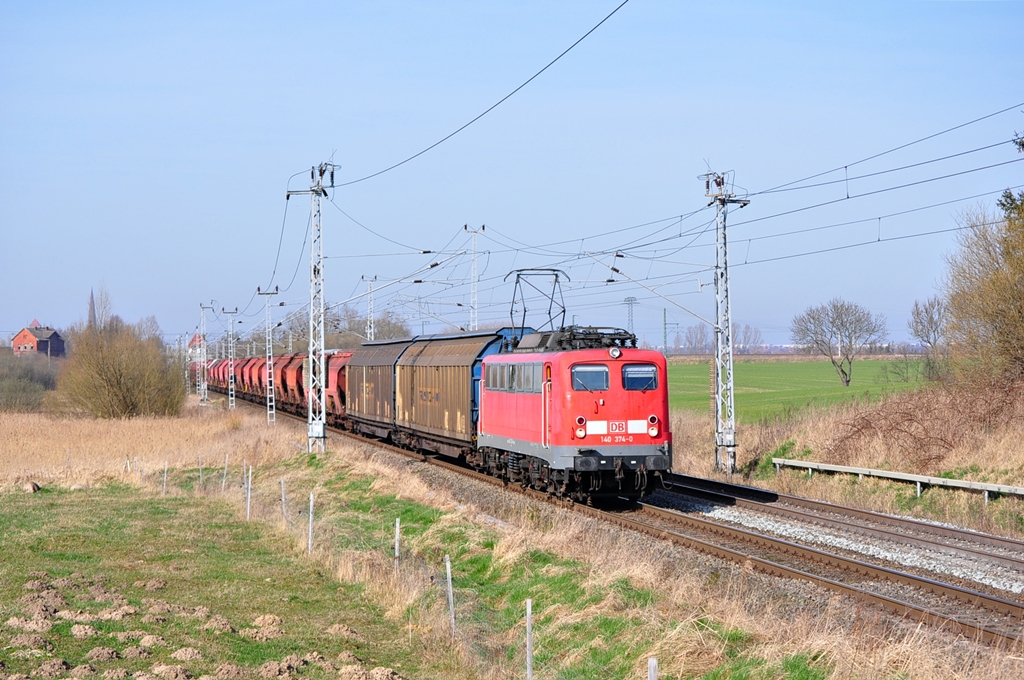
<box><xmin>772</xmin><ymin>458</ymin><xmax>1024</xmax><ymax>502</ymax></box>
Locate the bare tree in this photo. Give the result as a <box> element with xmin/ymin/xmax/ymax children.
<box><xmin>684</xmin><ymin>324</ymin><xmax>710</xmax><ymax>354</ymax></box>
<box><xmin>791</xmin><ymin>298</ymin><xmax>887</xmax><ymax>386</ymax></box>
<box><xmin>909</xmin><ymin>296</ymin><xmax>947</xmax><ymax>380</ymax></box>
<box><xmin>732</xmin><ymin>323</ymin><xmax>763</xmax><ymax>354</ymax></box>
<box><xmin>944</xmin><ymin>201</ymin><xmax>1024</xmax><ymax>377</ymax></box>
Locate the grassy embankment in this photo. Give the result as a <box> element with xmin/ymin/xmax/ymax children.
<box><xmin>6</xmin><ymin>406</ymin><xmax>1021</xmax><ymax>678</ymax></box>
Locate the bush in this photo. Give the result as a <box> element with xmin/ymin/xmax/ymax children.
<box><xmin>57</xmin><ymin>320</ymin><xmax>184</xmax><ymax>418</ymax></box>
<box><xmin>0</xmin><ymin>348</ymin><xmax>59</xmax><ymax>412</ymax></box>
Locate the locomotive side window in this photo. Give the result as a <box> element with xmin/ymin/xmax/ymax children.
<box><xmin>571</xmin><ymin>364</ymin><xmax>609</xmax><ymax>391</ymax></box>
<box><xmin>622</xmin><ymin>364</ymin><xmax>658</xmax><ymax>391</ymax></box>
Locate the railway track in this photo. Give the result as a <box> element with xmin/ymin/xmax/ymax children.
<box><xmin>665</xmin><ymin>472</ymin><xmax>1024</xmax><ymax>566</ymax></box>
<box><xmin>242</xmin><ymin>400</ymin><xmax>1024</xmax><ymax>647</ymax></box>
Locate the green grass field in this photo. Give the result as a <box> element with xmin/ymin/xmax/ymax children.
<box><xmin>668</xmin><ymin>359</ymin><xmax>926</xmax><ymax>422</ymax></box>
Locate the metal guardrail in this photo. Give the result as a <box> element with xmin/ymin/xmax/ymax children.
<box><xmin>772</xmin><ymin>457</ymin><xmax>1024</xmax><ymax>502</ymax></box>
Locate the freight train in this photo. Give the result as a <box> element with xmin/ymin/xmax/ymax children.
<box><xmin>203</xmin><ymin>326</ymin><xmax>672</xmax><ymax>502</ymax></box>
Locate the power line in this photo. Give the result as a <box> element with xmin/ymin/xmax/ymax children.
<box><xmin>337</xmin><ymin>0</ymin><xmax>632</xmax><ymax>186</ymax></box>
<box><xmin>753</xmin><ymin>100</ymin><xmax>1024</xmax><ymax>195</ymax></box>
<box><xmin>757</xmin><ymin>139</ymin><xmax>1015</xmax><ymax>195</ymax></box>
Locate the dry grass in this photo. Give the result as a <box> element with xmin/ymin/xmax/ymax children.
<box><xmin>0</xmin><ymin>397</ymin><xmax>303</xmax><ymax>489</ymax></box>
<box><xmin>4</xmin><ymin>400</ymin><xmax>1024</xmax><ymax>677</ymax></box>
<box><xmin>671</xmin><ymin>376</ymin><xmax>1024</xmax><ymax>538</ymax></box>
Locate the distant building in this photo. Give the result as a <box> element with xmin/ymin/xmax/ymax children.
<box><xmin>12</xmin><ymin>319</ymin><xmax>65</xmax><ymax>358</ymax></box>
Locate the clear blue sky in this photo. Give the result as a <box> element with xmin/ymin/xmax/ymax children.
<box><xmin>2</xmin><ymin>1</ymin><xmax>1022</xmax><ymax>347</ymax></box>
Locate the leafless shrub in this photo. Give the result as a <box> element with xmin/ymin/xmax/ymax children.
<box><xmin>57</xmin><ymin>319</ymin><xmax>184</xmax><ymax>418</ymax></box>
<box><xmin>826</xmin><ymin>377</ymin><xmax>1023</xmax><ymax>470</ymax></box>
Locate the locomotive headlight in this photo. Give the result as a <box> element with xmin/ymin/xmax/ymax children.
<box><xmin>576</xmin><ymin>416</ymin><xmax>587</xmax><ymax>426</ymax></box>
<box><xmin>648</xmin><ymin>426</ymin><xmax>659</xmax><ymax>437</ymax></box>
<box><xmin>648</xmin><ymin>415</ymin><xmax>659</xmax><ymax>424</ymax></box>
<box><xmin>609</xmin><ymin>347</ymin><xmax>622</xmax><ymax>359</ymax></box>
<box><xmin>576</xmin><ymin>427</ymin><xmax>587</xmax><ymax>438</ymax></box>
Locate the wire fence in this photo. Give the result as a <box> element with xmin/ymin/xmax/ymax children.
<box><xmin>128</xmin><ymin>456</ymin><xmax>665</xmax><ymax>679</ymax></box>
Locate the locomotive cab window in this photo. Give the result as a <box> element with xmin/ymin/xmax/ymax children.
<box><xmin>571</xmin><ymin>364</ymin><xmax>609</xmax><ymax>392</ymax></box>
<box><xmin>622</xmin><ymin>364</ymin><xmax>658</xmax><ymax>391</ymax></box>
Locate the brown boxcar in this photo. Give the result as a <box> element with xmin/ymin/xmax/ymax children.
<box><xmin>346</xmin><ymin>340</ymin><xmax>414</xmax><ymax>438</ymax></box>
<box><xmin>394</xmin><ymin>334</ymin><xmax>502</xmax><ymax>451</ymax></box>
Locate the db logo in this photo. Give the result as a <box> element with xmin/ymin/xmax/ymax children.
<box><xmin>609</xmin><ymin>421</ymin><xmax>627</xmax><ymax>433</ymax></box>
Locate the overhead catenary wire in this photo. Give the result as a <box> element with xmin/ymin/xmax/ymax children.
<box><xmin>752</xmin><ymin>100</ymin><xmax>1024</xmax><ymax>195</ymax></box>
<box><xmin>336</xmin><ymin>0</ymin><xmax>633</xmax><ymax>187</ymax></box>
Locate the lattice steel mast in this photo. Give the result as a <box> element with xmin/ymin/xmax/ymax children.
<box><xmin>198</xmin><ymin>303</ymin><xmax>214</xmax><ymax>405</ymax></box>
<box><xmin>464</xmin><ymin>224</ymin><xmax>484</xmax><ymax>331</ymax></box>
<box><xmin>222</xmin><ymin>307</ymin><xmax>238</xmax><ymax>409</ymax></box>
<box><xmin>287</xmin><ymin>164</ymin><xmax>335</xmax><ymax>453</ymax></box>
<box><xmin>624</xmin><ymin>296</ymin><xmax>637</xmax><ymax>335</ymax></box>
<box><xmin>362</xmin><ymin>275</ymin><xmax>377</xmax><ymax>341</ymax></box>
<box><xmin>257</xmin><ymin>286</ymin><xmax>279</xmax><ymax>425</ymax></box>
<box><xmin>702</xmin><ymin>171</ymin><xmax>749</xmax><ymax>474</ymax></box>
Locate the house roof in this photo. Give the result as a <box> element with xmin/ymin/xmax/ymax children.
<box><xmin>24</xmin><ymin>326</ymin><xmax>60</xmax><ymax>341</ymax></box>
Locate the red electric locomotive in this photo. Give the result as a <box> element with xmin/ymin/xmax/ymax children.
<box><xmin>475</xmin><ymin>327</ymin><xmax>671</xmax><ymax>500</ymax></box>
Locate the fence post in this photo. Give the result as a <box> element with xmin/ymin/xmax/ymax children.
<box><xmin>916</xmin><ymin>481</ymin><xmax>922</xmax><ymax>498</ymax></box>
<box><xmin>221</xmin><ymin>454</ymin><xmax>229</xmax><ymax>493</ymax></box>
<box><xmin>648</xmin><ymin>657</ymin><xmax>658</xmax><ymax>680</ymax></box>
<box><xmin>526</xmin><ymin>598</ymin><xmax>533</xmax><ymax>680</ymax></box>
<box><xmin>394</xmin><ymin>518</ymin><xmax>401</xmax><ymax>570</ymax></box>
<box><xmin>246</xmin><ymin>465</ymin><xmax>253</xmax><ymax>520</ymax></box>
<box><xmin>445</xmin><ymin>554</ymin><xmax>456</xmax><ymax>637</ymax></box>
<box><xmin>307</xmin><ymin>492</ymin><xmax>314</xmax><ymax>555</ymax></box>
<box><xmin>281</xmin><ymin>479</ymin><xmax>287</xmax><ymax>522</ymax></box>
<box><xmin>199</xmin><ymin>456</ymin><xmax>203</xmax><ymax>490</ymax></box>
<box><xmin>162</xmin><ymin>461</ymin><xmax>168</xmax><ymax>495</ymax></box>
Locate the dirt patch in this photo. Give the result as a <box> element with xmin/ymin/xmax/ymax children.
<box><xmin>239</xmin><ymin>626</ymin><xmax>283</xmax><ymax>641</ymax></box>
<box><xmin>71</xmin><ymin>624</ymin><xmax>99</xmax><ymax>639</ymax></box>
<box><xmin>33</xmin><ymin>659</ymin><xmax>69</xmax><ymax>678</ymax></box>
<box><xmin>336</xmin><ymin>667</ymin><xmax>368</xmax><ymax>680</ymax></box>
<box><xmin>335</xmin><ymin>653</ymin><xmax>362</xmax><ymax>665</ymax></box>
<box><xmin>70</xmin><ymin>664</ymin><xmax>97</xmax><ymax>677</ymax></box>
<box><xmin>5</xmin><ymin>617</ymin><xmax>53</xmax><ymax>633</ymax></box>
<box><xmin>138</xmin><ymin>635</ymin><xmax>167</xmax><ymax>648</ymax></box>
<box><xmin>57</xmin><ymin>610</ymin><xmax>99</xmax><ymax>623</ymax></box>
<box><xmin>22</xmin><ymin>580</ymin><xmax>51</xmax><ymax>592</ymax></box>
<box><xmin>251</xmin><ymin>615</ymin><xmax>281</xmax><ymax>627</ymax></box>
<box><xmin>51</xmin><ymin>577</ymin><xmax>79</xmax><ymax>590</ymax></box>
<box><xmin>21</xmin><ymin>603</ymin><xmax>56</xmax><ymax>620</ymax></box>
<box><xmin>20</xmin><ymin>591</ymin><xmax>66</xmax><ymax>609</ymax></box>
<box><xmin>324</xmin><ymin>624</ymin><xmax>362</xmax><ymax>641</ymax></box>
<box><xmin>367</xmin><ymin>670</ymin><xmax>404</xmax><ymax>680</ymax></box>
<box><xmin>140</xmin><ymin>614</ymin><xmax>167</xmax><ymax>624</ymax></box>
<box><xmin>202</xmin><ymin>616</ymin><xmax>234</xmax><ymax>634</ymax></box>
<box><xmin>102</xmin><ymin>670</ymin><xmax>129</xmax><ymax>680</ymax></box>
<box><xmin>9</xmin><ymin>634</ymin><xmax>53</xmax><ymax>651</ymax></box>
<box><xmin>110</xmin><ymin>631</ymin><xmax>146</xmax><ymax>642</ymax></box>
<box><xmin>278</xmin><ymin>656</ymin><xmax>304</xmax><ymax>672</ymax></box>
<box><xmin>151</xmin><ymin>664</ymin><xmax>191</xmax><ymax>680</ymax></box>
<box><xmin>169</xmin><ymin>649</ymin><xmax>202</xmax><ymax>662</ymax></box>
<box><xmin>86</xmin><ymin>648</ymin><xmax>120</xmax><ymax>662</ymax></box>
<box><xmin>98</xmin><ymin>605</ymin><xmax>137</xmax><ymax>621</ymax></box>
<box><xmin>189</xmin><ymin>606</ymin><xmax>211</xmax><ymax>619</ymax></box>
<box><xmin>213</xmin><ymin>664</ymin><xmax>245</xmax><ymax>680</ymax></box>
<box><xmin>301</xmin><ymin>653</ymin><xmax>333</xmax><ymax>672</ymax></box>
<box><xmin>257</xmin><ymin>662</ymin><xmax>286</xmax><ymax>679</ymax></box>
<box><xmin>121</xmin><ymin>647</ymin><xmax>151</xmax><ymax>660</ymax></box>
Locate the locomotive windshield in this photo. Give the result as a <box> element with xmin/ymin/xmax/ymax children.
<box><xmin>571</xmin><ymin>364</ymin><xmax>609</xmax><ymax>391</ymax></box>
<box><xmin>622</xmin><ymin>364</ymin><xmax>658</xmax><ymax>391</ymax></box>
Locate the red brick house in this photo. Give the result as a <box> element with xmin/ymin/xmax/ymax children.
<box><xmin>12</xmin><ymin>320</ymin><xmax>65</xmax><ymax>358</ymax></box>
